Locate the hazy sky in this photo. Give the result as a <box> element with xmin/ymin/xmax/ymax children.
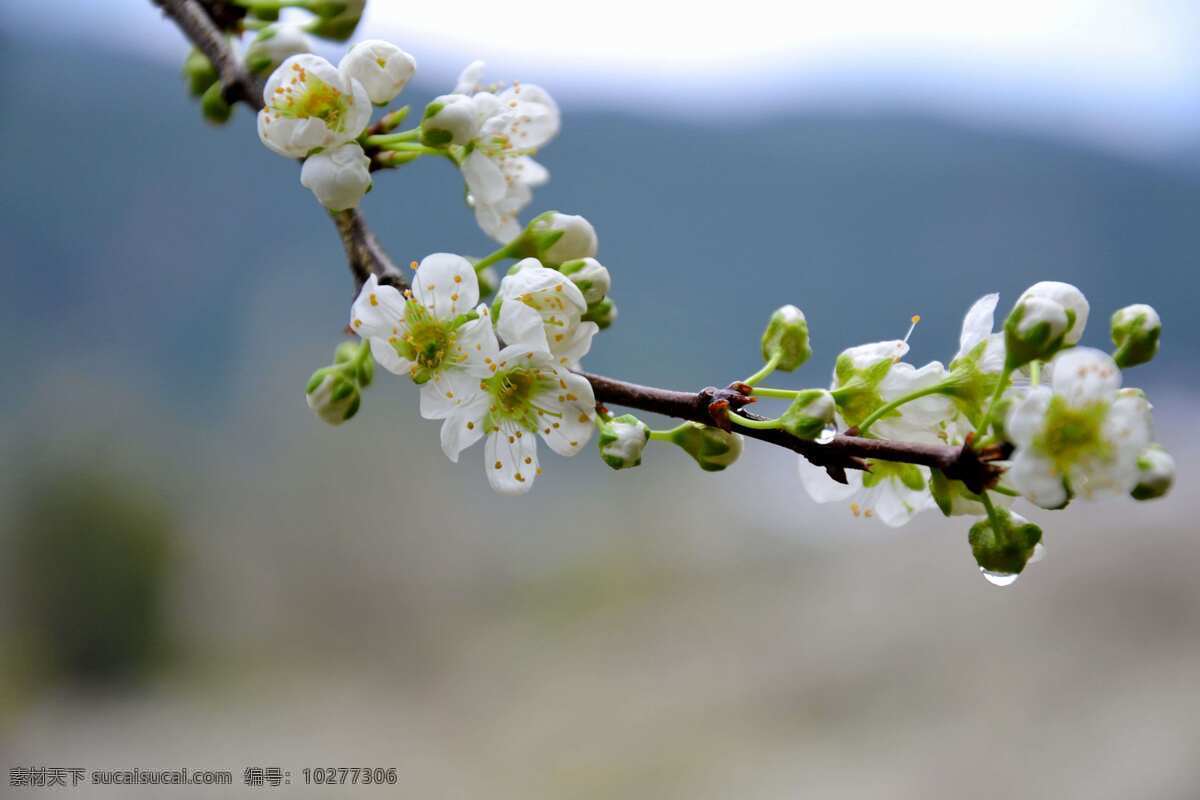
<box><xmin>10</xmin><ymin>0</ymin><xmax>1200</xmax><ymax>154</ymax></box>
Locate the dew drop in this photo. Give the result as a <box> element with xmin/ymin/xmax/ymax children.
<box><xmin>816</xmin><ymin>424</ymin><xmax>836</xmax><ymax>444</ymax></box>
<box><xmin>980</xmin><ymin>568</ymin><xmax>1019</xmax><ymax>587</ymax></box>
<box><xmin>1028</xmin><ymin>542</ymin><xmax>1046</xmax><ymax>564</ymax></box>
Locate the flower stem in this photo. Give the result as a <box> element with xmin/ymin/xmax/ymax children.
<box><xmin>979</xmin><ymin>490</ymin><xmax>1002</xmax><ymax>533</ymax></box>
<box><xmin>750</xmin><ymin>386</ymin><xmax>801</xmax><ymax>399</ymax></box>
<box><xmin>364</xmin><ymin>130</ymin><xmax>421</xmax><ymax>146</ymax></box>
<box><xmin>378</xmin><ymin>142</ymin><xmax>447</xmax><ymax>157</ymax></box>
<box><xmin>1029</xmin><ymin>360</ymin><xmax>1041</xmax><ymax>387</ymax></box>
<box><xmin>857</xmin><ymin>383</ymin><xmax>947</xmax><ymax>435</ymax></box>
<box><xmin>743</xmin><ymin>352</ymin><xmax>781</xmax><ymax>387</ymax></box>
<box><xmin>472</xmin><ymin>246</ymin><xmax>511</xmax><ymax>272</ymax></box>
<box><xmin>648</xmin><ymin>423</ymin><xmax>690</xmax><ymax>442</ymax></box>
<box><xmin>979</xmin><ymin>365</ymin><xmax>1014</xmax><ymax>435</ymax></box>
<box><xmin>727</xmin><ymin>413</ymin><xmax>782</xmax><ymax>431</ymax></box>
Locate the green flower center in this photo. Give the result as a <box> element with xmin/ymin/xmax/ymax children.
<box><xmin>393</xmin><ymin>301</ymin><xmax>459</xmax><ymax>383</ymax></box>
<box><xmin>1035</xmin><ymin>396</ymin><xmax>1109</xmax><ymax>472</ymax></box>
<box><xmin>483</xmin><ymin>364</ymin><xmax>557</xmax><ymax>432</ymax></box>
<box><xmin>273</xmin><ymin>64</ymin><xmax>350</xmax><ymax>131</ymax></box>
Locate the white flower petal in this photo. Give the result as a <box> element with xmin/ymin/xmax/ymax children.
<box><xmin>1008</xmin><ymin>451</ymin><xmax>1068</xmax><ymax>509</ymax></box>
<box><xmin>461</xmin><ymin>150</ymin><xmax>507</xmax><ymax>205</ymax></box>
<box><xmin>798</xmin><ymin>457</ymin><xmax>861</xmax><ymax>503</ymax></box>
<box><xmin>368</xmin><ymin>337</ymin><xmax>412</xmax><ymax>375</ymax></box>
<box><xmin>957</xmin><ymin>292</ymin><xmax>999</xmax><ymax>360</ymax></box>
<box><xmin>440</xmin><ymin>396</ymin><xmax>489</xmax><ymax>462</ymax></box>
<box><xmin>1005</xmin><ymin>386</ymin><xmax>1051</xmax><ymax>448</ymax></box>
<box><xmin>1048</xmin><ymin>347</ymin><xmax>1121</xmax><ymax>405</ymax></box>
<box><xmin>485</xmin><ymin>426</ymin><xmax>539</xmax><ymax>495</ymax></box>
<box><xmin>496</xmin><ymin>299</ymin><xmax>550</xmax><ymax>352</ymax></box>
<box><xmin>551</xmin><ymin>321</ymin><xmax>598</xmax><ymax>369</ymax></box>
<box><xmin>350</xmin><ymin>275</ymin><xmax>407</xmax><ymax>338</ymax></box>
<box><xmin>412</xmin><ymin>253</ymin><xmax>479</xmax><ymax>319</ymax></box>
<box><xmin>536</xmin><ymin>371</ymin><xmax>596</xmax><ymax>457</ymax></box>
<box><xmin>419</xmin><ymin>367</ymin><xmax>484</xmax><ymax>420</ymax></box>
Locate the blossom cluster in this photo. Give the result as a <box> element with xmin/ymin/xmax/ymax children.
<box><xmin>207</xmin><ymin>28</ymin><xmax>1176</xmax><ymax>586</ymax></box>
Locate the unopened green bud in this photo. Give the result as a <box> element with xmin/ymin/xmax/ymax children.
<box><xmin>334</xmin><ymin>341</ymin><xmax>373</xmax><ymax>387</ymax></box>
<box><xmin>375</xmin><ymin>106</ymin><xmax>411</xmax><ymax>134</ymax></box>
<box><xmin>598</xmin><ymin>414</ymin><xmax>650</xmax><ymax>470</ymax></box>
<box><xmin>582</xmin><ymin>297</ymin><xmax>617</xmax><ymax>330</ymax></box>
<box><xmin>1004</xmin><ymin>295</ymin><xmax>1069</xmax><ymax>369</ymax></box>
<box><xmin>670</xmin><ymin>423</ymin><xmax>743</xmax><ymax>472</ymax></box>
<box><xmin>559</xmin><ymin>258</ymin><xmax>611</xmax><ymax>304</ymax></box>
<box><xmin>1111</xmin><ymin>303</ymin><xmax>1161</xmax><ymax>368</ymax></box>
<box><xmin>183</xmin><ymin>48</ymin><xmax>218</xmax><ymax>97</ymax></box>
<box><xmin>1131</xmin><ymin>445</ymin><xmax>1174</xmax><ymax>500</ymax></box>
<box><xmin>303</xmin><ymin>0</ymin><xmax>363</xmax><ymax>40</ymax></box>
<box><xmin>305</xmin><ymin>371</ymin><xmax>360</xmax><ymax>426</ymax></box>
<box><xmin>200</xmin><ymin>81</ymin><xmax>232</xmax><ymax>125</ymax></box>
<box><xmin>968</xmin><ymin>507</ymin><xmax>1042</xmax><ymax>584</ymax></box>
<box><xmin>779</xmin><ymin>388</ymin><xmax>834</xmax><ymax>439</ymax></box>
<box><xmin>760</xmin><ymin>304</ymin><xmax>811</xmax><ymax>371</ymax></box>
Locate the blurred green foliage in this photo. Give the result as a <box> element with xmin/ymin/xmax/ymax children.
<box><xmin>8</xmin><ymin>468</ymin><xmax>173</xmax><ymax>685</ymax></box>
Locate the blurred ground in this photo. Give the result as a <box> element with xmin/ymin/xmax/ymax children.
<box><xmin>2</xmin><ymin>395</ymin><xmax>1197</xmax><ymax>798</ymax></box>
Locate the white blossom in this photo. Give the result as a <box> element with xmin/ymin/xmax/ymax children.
<box><xmin>451</xmin><ymin>62</ymin><xmax>561</xmax><ymax>242</ymax></box>
<box><xmin>350</xmin><ymin>256</ymin><xmax>498</xmax><ymax>420</ymax></box>
<box><xmin>1006</xmin><ymin>348</ymin><xmax>1152</xmax><ymax>509</ymax></box>
<box><xmin>338</xmin><ymin>40</ymin><xmax>416</xmax><ymax>105</ymax></box>
<box><xmin>300</xmin><ymin>142</ymin><xmax>371</xmax><ymax>211</ymax></box>
<box><xmin>257</xmin><ymin>54</ymin><xmax>372</xmax><ymax>158</ymax></box>
<box><xmin>438</xmin><ymin>302</ymin><xmax>595</xmax><ymax>495</ymax></box>
<box><xmin>496</xmin><ymin>261</ymin><xmax>598</xmax><ymax>368</ymax></box>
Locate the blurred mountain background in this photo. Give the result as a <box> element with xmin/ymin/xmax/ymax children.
<box><xmin>2</xmin><ymin>27</ymin><xmax>1200</xmax><ymax>800</ymax></box>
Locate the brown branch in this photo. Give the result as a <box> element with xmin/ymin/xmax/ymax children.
<box><xmin>154</xmin><ymin>0</ymin><xmax>257</xmax><ymax>107</ymax></box>
<box><xmin>156</xmin><ymin>0</ymin><xmax>1005</xmax><ymax>493</ymax></box>
<box><xmin>580</xmin><ymin>372</ymin><xmax>1007</xmax><ymax>492</ymax></box>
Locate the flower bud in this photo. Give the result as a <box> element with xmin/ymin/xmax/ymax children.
<box><xmin>300</xmin><ymin>142</ymin><xmax>372</xmax><ymax>211</ymax></box>
<box><xmin>582</xmin><ymin>297</ymin><xmax>617</xmax><ymax>330</ymax></box>
<box><xmin>513</xmin><ymin>212</ymin><xmax>598</xmax><ymax>265</ymax></box>
<box><xmin>305</xmin><ymin>371</ymin><xmax>360</xmax><ymax>426</ymax></box>
<box><xmin>420</xmin><ymin>94</ymin><xmax>477</xmax><ymax>146</ymax></box>
<box><xmin>779</xmin><ymin>389</ymin><xmax>834</xmax><ymax>439</ymax></box>
<box><xmin>338</xmin><ymin>40</ymin><xmax>416</xmax><ymax>105</ymax></box>
<box><xmin>670</xmin><ymin>423</ymin><xmax>743</xmax><ymax>472</ymax></box>
<box><xmin>244</xmin><ymin>25</ymin><xmax>312</xmax><ymax>76</ymax></box>
<box><xmin>968</xmin><ymin>507</ymin><xmax>1043</xmax><ymax>585</ymax></box>
<box><xmin>304</xmin><ymin>0</ymin><xmax>363</xmax><ymax>41</ymax></box>
<box><xmin>1003</xmin><ymin>295</ymin><xmax>1069</xmax><ymax>369</ymax></box>
<box><xmin>1110</xmin><ymin>303</ymin><xmax>1161</xmax><ymax>368</ymax></box>
<box><xmin>760</xmin><ymin>304</ymin><xmax>811</xmax><ymax>371</ymax></box>
<box><xmin>1017</xmin><ymin>281</ymin><xmax>1089</xmax><ymax>345</ymax></box>
<box><xmin>1131</xmin><ymin>446</ymin><xmax>1174</xmax><ymax>500</ymax></box>
<box><xmin>598</xmin><ymin>414</ymin><xmax>650</xmax><ymax>470</ymax></box>
<box><xmin>200</xmin><ymin>81</ymin><xmax>232</xmax><ymax>125</ymax></box>
<box><xmin>559</xmin><ymin>258</ymin><xmax>611</xmax><ymax>304</ymax></box>
<box><xmin>182</xmin><ymin>48</ymin><xmax>217</xmax><ymax>97</ymax></box>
